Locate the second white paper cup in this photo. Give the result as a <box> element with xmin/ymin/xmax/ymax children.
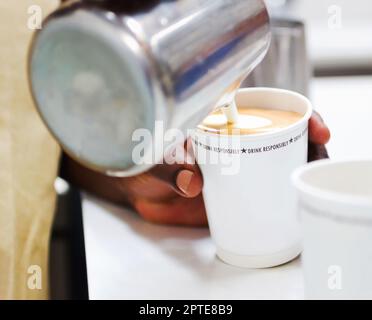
<box><xmin>292</xmin><ymin>159</ymin><xmax>372</xmax><ymax>299</ymax></box>
<box><xmin>192</xmin><ymin>88</ymin><xmax>312</xmax><ymax>268</ymax></box>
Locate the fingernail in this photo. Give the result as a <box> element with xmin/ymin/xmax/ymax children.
<box><xmin>176</xmin><ymin>170</ymin><xmax>194</xmax><ymax>195</ymax></box>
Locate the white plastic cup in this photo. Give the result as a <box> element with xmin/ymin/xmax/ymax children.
<box><xmin>292</xmin><ymin>159</ymin><xmax>372</xmax><ymax>299</ymax></box>
<box><xmin>192</xmin><ymin>88</ymin><xmax>312</xmax><ymax>268</ymax></box>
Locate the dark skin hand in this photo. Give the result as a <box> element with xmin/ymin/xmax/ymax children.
<box><xmin>61</xmin><ymin>111</ymin><xmax>330</xmax><ymax>227</ymax></box>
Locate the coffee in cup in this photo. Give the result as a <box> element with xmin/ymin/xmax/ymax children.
<box><xmin>198</xmin><ymin>107</ymin><xmax>303</xmax><ymax>135</ymax></box>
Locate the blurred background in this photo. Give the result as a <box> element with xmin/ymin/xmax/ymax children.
<box><xmin>266</xmin><ymin>0</ymin><xmax>372</xmax><ymax>74</ymax></box>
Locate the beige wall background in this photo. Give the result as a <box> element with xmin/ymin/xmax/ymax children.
<box><xmin>0</xmin><ymin>0</ymin><xmax>60</xmax><ymax>299</ymax></box>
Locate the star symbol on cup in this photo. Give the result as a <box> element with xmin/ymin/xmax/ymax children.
<box><xmin>289</xmin><ymin>138</ymin><xmax>293</xmax><ymax>143</ymax></box>
<box><xmin>241</xmin><ymin>148</ymin><xmax>247</xmax><ymax>153</ymax></box>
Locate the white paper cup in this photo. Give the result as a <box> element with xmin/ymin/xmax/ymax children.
<box><xmin>292</xmin><ymin>159</ymin><xmax>372</xmax><ymax>299</ymax></box>
<box><xmin>192</xmin><ymin>88</ymin><xmax>312</xmax><ymax>268</ymax></box>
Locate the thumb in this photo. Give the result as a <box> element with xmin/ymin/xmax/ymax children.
<box><xmin>148</xmin><ymin>142</ymin><xmax>203</xmax><ymax>198</ymax></box>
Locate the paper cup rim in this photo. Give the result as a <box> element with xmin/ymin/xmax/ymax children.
<box><xmin>292</xmin><ymin>158</ymin><xmax>372</xmax><ymax>216</ymax></box>
<box><xmin>195</xmin><ymin>87</ymin><xmax>313</xmax><ymax>140</ymax></box>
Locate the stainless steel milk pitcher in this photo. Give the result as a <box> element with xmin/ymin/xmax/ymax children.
<box><xmin>29</xmin><ymin>0</ymin><xmax>270</xmax><ymax>176</ymax></box>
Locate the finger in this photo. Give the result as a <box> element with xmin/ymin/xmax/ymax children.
<box><xmin>309</xmin><ymin>111</ymin><xmax>331</xmax><ymax>145</ymax></box>
<box><xmin>150</xmin><ymin>166</ymin><xmax>203</xmax><ymax>198</ymax></box>
<box><xmin>133</xmin><ymin>194</ymin><xmax>208</xmax><ymax>226</ymax></box>
<box><xmin>175</xmin><ymin>169</ymin><xmax>203</xmax><ymax>198</ymax></box>
<box><xmin>308</xmin><ymin>142</ymin><xmax>329</xmax><ymax>162</ymax></box>
<box><xmin>148</xmin><ymin>145</ymin><xmax>203</xmax><ymax>198</ymax></box>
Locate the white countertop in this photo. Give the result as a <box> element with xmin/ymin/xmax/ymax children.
<box><xmin>82</xmin><ymin>76</ymin><xmax>372</xmax><ymax>300</ymax></box>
